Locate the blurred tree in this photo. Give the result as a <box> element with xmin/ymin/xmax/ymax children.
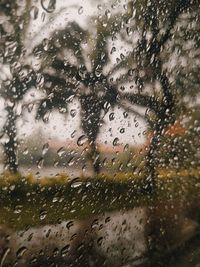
<box><xmin>35</xmin><ymin>0</ymin><xmax>200</xmax><ymax>182</ymax></box>
<box><xmin>34</xmin><ymin>8</ymin><xmax>147</xmax><ymax>174</ymax></box>
<box><xmin>112</xmin><ymin>0</ymin><xmax>200</xmax><ymax>191</ymax></box>
<box><xmin>0</xmin><ymin>0</ymin><xmax>36</xmax><ymax>172</ymax></box>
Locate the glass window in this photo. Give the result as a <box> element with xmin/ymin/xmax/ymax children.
<box><xmin>0</xmin><ymin>0</ymin><xmax>199</xmax><ymax>266</ymax></box>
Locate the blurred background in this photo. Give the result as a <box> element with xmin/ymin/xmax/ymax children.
<box><xmin>0</xmin><ymin>0</ymin><xmax>199</xmax><ymax>266</ymax></box>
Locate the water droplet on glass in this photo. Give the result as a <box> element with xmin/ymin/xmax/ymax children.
<box><xmin>66</xmin><ymin>221</ymin><xmax>74</xmax><ymax>230</ymax></box>
<box><xmin>120</xmin><ymin>128</ymin><xmax>125</xmax><ymax>134</ymax></box>
<box><xmin>42</xmin><ymin>38</ymin><xmax>49</xmax><ymax>51</ymax></box>
<box><xmin>78</xmin><ymin>6</ymin><xmax>83</xmax><ymax>15</ymax></box>
<box><xmin>0</xmin><ymin>134</ymin><xmax>10</xmax><ymax>144</ymax></box>
<box><xmin>77</xmin><ymin>135</ymin><xmax>88</xmax><ymax>146</ymax></box>
<box><xmin>71</xmin><ymin>178</ymin><xmax>82</xmax><ymax>188</ymax></box>
<box><xmin>97</xmin><ymin>4</ymin><xmax>102</xmax><ymax>10</ymax></box>
<box><xmin>126</xmin><ymin>27</ymin><xmax>133</xmax><ymax>36</ymax></box>
<box><xmin>57</xmin><ymin>147</ymin><xmax>65</xmax><ymax>157</ymax></box>
<box><xmin>123</xmin><ymin>111</ymin><xmax>128</xmax><ymax>118</ymax></box>
<box><xmin>71</xmin><ymin>130</ymin><xmax>76</xmax><ymax>138</ymax></box>
<box><xmin>97</xmin><ymin>237</ymin><xmax>103</xmax><ymax>246</ymax></box>
<box><xmin>70</xmin><ymin>109</ymin><xmax>77</xmax><ymax>118</ymax></box>
<box><xmin>23</xmin><ymin>148</ymin><xmax>29</xmax><ymax>155</ymax></box>
<box><xmin>30</xmin><ymin>6</ymin><xmax>39</xmax><ymax>20</ymax></box>
<box><xmin>61</xmin><ymin>245</ymin><xmax>70</xmax><ymax>257</ymax></box>
<box><xmin>91</xmin><ymin>219</ymin><xmax>99</xmax><ymax>229</ymax></box>
<box><xmin>43</xmin><ymin>111</ymin><xmax>51</xmax><ymax>123</ymax></box>
<box><xmin>109</xmin><ymin>112</ymin><xmax>115</xmax><ymax>121</ymax></box>
<box><xmin>128</xmin><ymin>69</ymin><xmax>134</xmax><ymax>76</ymax></box>
<box><xmin>113</xmin><ymin>137</ymin><xmax>119</xmax><ymax>146</ymax></box>
<box><xmin>39</xmin><ymin>210</ymin><xmax>47</xmax><ymax>220</ymax></box>
<box><xmin>16</xmin><ymin>247</ymin><xmax>27</xmax><ymax>259</ymax></box>
<box><xmin>14</xmin><ymin>205</ymin><xmax>23</xmax><ymax>214</ymax></box>
<box><xmin>105</xmin><ymin>9</ymin><xmax>111</xmax><ymax>19</ymax></box>
<box><xmin>68</xmin><ymin>157</ymin><xmax>75</xmax><ymax>167</ymax></box>
<box><xmin>41</xmin><ymin>0</ymin><xmax>56</xmax><ymax>13</ymax></box>
<box><xmin>110</xmin><ymin>46</ymin><xmax>116</xmax><ymax>54</ymax></box>
<box><xmin>52</xmin><ymin>197</ymin><xmax>58</xmax><ymax>203</ymax></box>
<box><xmin>0</xmin><ymin>248</ymin><xmax>11</xmax><ymax>266</ymax></box>
<box><xmin>105</xmin><ymin>217</ymin><xmax>110</xmax><ymax>223</ymax></box>
<box><xmin>37</xmin><ymin>157</ymin><xmax>44</xmax><ymax>169</ymax></box>
<box><xmin>42</xmin><ymin>143</ymin><xmax>49</xmax><ymax>155</ymax></box>
<box><xmin>124</xmin><ymin>144</ymin><xmax>129</xmax><ymax>151</ymax></box>
<box><xmin>27</xmin><ymin>103</ymin><xmax>34</xmax><ymax>113</ymax></box>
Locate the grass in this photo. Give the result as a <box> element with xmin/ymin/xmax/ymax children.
<box><xmin>0</xmin><ymin>169</ymin><xmax>199</xmax><ymax>230</ymax></box>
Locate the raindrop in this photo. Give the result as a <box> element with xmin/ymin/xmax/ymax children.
<box><xmin>91</xmin><ymin>219</ymin><xmax>99</xmax><ymax>229</ymax></box>
<box><xmin>39</xmin><ymin>210</ymin><xmax>47</xmax><ymax>220</ymax></box>
<box><xmin>124</xmin><ymin>144</ymin><xmax>129</xmax><ymax>151</ymax></box>
<box><xmin>23</xmin><ymin>148</ymin><xmax>29</xmax><ymax>155</ymax></box>
<box><xmin>97</xmin><ymin>4</ymin><xmax>102</xmax><ymax>10</ymax></box>
<box><xmin>61</xmin><ymin>245</ymin><xmax>70</xmax><ymax>257</ymax></box>
<box><xmin>0</xmin><ymin>248</ymin><xmax>10</xmax><ymax>266</ymax></box>
<box><xmin>27</xmin><ymin>103</ymin><xmax>34</xmax><ymax>113</ymax></box>
<box><xmin>97</xmin><ymin>237</ymin><xmax>103</xmax><ymax>246</ymax></box>
<box><xmin>27</xmin><ymin>233</ymin><xmax>34</xmax><ymax>242</ymax></box>
<box><xmin>52</xmin><ymin>197</ymin><xmax>58</xmax><ymax>203</ymax></box>
<box><xmin>66</xmin><ymin>221</ymin><xmax>74</xmax><ymax>230</ymax></box>
<box><xmin>42</xmin><ymin>143</ymin><xmax>49</xmax><ymax>155</ymax></box>
<box><xmin>0</xmin><ymin>134</ymin><xmax>10</xmax><ymax>144</ymax></box>
<box><xmin>123</xmin><ymin>111</ymin><xmax>128</xmax><ymax>118</ymax></box>
<box><xmin>68</xmin><ymin>157</ymin><xmax>75</xmax><ymax>167</ymax></box>
<box><xmin>95</xmin><ymin>67</ymin><xmax>101</xmax><ymax>77</ymax></box>
<box><xmin>113</xmin><ymin>137</ymin><xmax>119</xmax><ymax>146</ymax></box>
<box><xmin>30</xmin><ymin>6</ymin><xmax>39</xmax><ymax>20</ymax></box>
<box><xmin>70</xmin><ymin>109</ymin><xmax>77</xmax><ymax>118</ymax></box>
<box><xmin>53</xmin><ymin>248</ymin><xmax>59</xmax><ymax>257</ymax></box>
<box><xmin>120</xmin><ymin>53</ymin><xmax>125</xmax><ymax>60</ymax></box>
<box><xmin>46</xmin><ymin>229</ymin><xmax>51</xmax><ymax>238</ymax></box>
<box><xmin>42</xmin><ymin>38</ymin><xmax>49</xmax><ymax>51</ymax></box>
<box><xmin>71</xmin><ymin>178</ymin><xmax>82</xmax><ymax>188</ymax></box>
<box><xmin>126</xmin><ymin>27</ymin><xmax>133</xmax><ymax>36</ymax></box>
<box><xmin>78</xmin><ymin>6</ymin><xmax>83</xmax><ymax>15</ymax></box>
<box><xmin>105</xmin><ymin>9</ymin><xmax>111</xmax><ymax>19</ymax></box>
<box><xmin>120</xmin><ymin>128</ymin><xmax>125</xmax><ymax>134</ymax></box>
<box><xmin>71</xmin><ymin>130</ymin><xmax>76</xmax><ymax>138</ymax></box>
<box><xmin>37</xmin><ymin>157</ymin><xmax>44</xmax><ymax>169</ymax></box>
<box><xmin>104</xmin><ymin>101</ymin><xmax>111</xmax><ymax>111</ymax></box>
<box><xmin>16</xmin><ymin>247</ymin><xmax>27</xmax><ymax>259</ymax></box>
<box><xmin>128</xmin><ymin>69</ymin><xmax>134</xmax><ymax>76</ymax></box>
<box><xmin>14</xmin><ymin>205</ymin><xmax>23</xmax><ymax>214</ymax></box>
<box><xmin>105</xmin><ymin>217</ymin><xmax>110</xmax><ymax>223</ymax></box>
<box><xmin>41</xmin><ymin>11</ymin><xmax>46</xmax><ymax>22</ymax></box>
<box><xmin>77</xmin><ymin>135</ymin><xmax>88</xmax><ymax>146</ymax></box>
<box><xmin>109</xmin><ymin>112</ymin><xmax>115</xmax><ymax>121</ymax></box>
<box><xmin>57</xmin><ymin>147</ymin><xmax>65</xmax><ymax>157</ymax></box>
<box><xmin>41</xmin><ymin>0</ymin><xmax>56</xmax><ymax>13</ymax></box>
<box><xmin>110</xmin><ymin>47</ymin><xmax>116</xmax><ymax>54</ymax></box>
<box><xmin>42</xmin><ymin>111</ymin><xmax>51</xmax><ymax>123</ymax></box>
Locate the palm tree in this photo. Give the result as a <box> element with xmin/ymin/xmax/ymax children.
<box><xmin>0</xmin><ymin>0</ymin><xmax>38</xmax><ymax>173</ymax></box>
<box><xmin>34</xmin><ymin>7</ymin><xmax>146</xmax><ymax>174</ymax></box>
<box><xmin>108</xmin><ymin>0</ymin><xmax>200</xmax><ymax>191</ymax></box>
<box><xmin>35</xmin><ymin>0</ymin><xmax>200</xmax><ymax>182</ymax></box>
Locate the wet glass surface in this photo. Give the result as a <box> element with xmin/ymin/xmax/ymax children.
<box><xmin>0</xmin><ymin>0</ymin><xmax>200</xmax><ymax>266</ymax></box>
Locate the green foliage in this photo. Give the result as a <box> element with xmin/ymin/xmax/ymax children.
<box><xmin>0</xmin><ymin>169</ymin><xmax>199</xmax><ymax>230</ymax></box>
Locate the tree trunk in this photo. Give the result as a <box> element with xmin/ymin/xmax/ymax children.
<box><xmin>144</xmin><ymin>73</ymin><xmax>175</xmax><ymax>193</ymax></box>
<box><xmin>3</xmin><ymin>105</ymin><xmax>18</xmax><ymax>173</ymax></box>
<box><xmin>90</xmin><ymin>141</ymin><xmax>101</xmax><ymax>174</ymax></box>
